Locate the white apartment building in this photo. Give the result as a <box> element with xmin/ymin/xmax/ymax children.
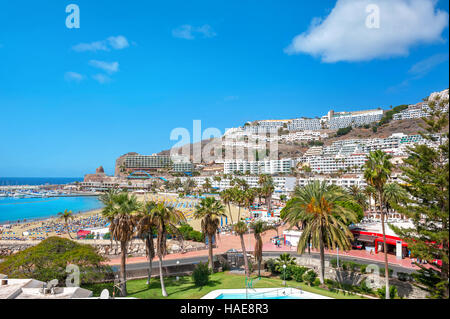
<box><xmin>316</xmin><ymin>133</ymin><xmax>440</xmax><ymax>157</ymax></box>
<box><xmin>304</xmin><ymin>146</ymin><xmax>323</xmax><ymax>157</ymax></box>
<box><xmin>393</xmin><ymin>102</ymin><xmax>449</xmax><ymax>121</ymax></box>
<box><xmin>393</xmin><ymin>104</ymin><xmax>429</xmax><ymax>120</ymax></box>
<box><xmin>287</xmin><ymin>118</ymin><xmax>322</xmax><ymax>131</ymax></box>
<box><xmin>307</xmin><ymin>154</ymin><xmax>367</xmax><ymax>174</ymax></box>
<box><xmin>257</xmin><ymin>119</ymin><xmax>292</xmax><ymax>128</ymax></box>
<box><xmin>178</xmin><ymin>176</ymin><xmax>297</xmax><ymax>193</ymax></box>
<box><xmin>297</xmin><ymin>175</ymin><xmax>367</xmax><ymax>189</ymax></box>
<box><xmin>327</xmin><ymin>109</ymin><xmax>383</xmax><ymax>129</ymax></box>
<box><xmin>243</xmin><ymin>126</ymin><xmax>279</xmax><ymax>134</ymax></box>
<box><xmin>221</xmin><ymin>140</ymin><xmax>266</xmax><ymax>150</ymax></box>
<box><xmin>224</xmin><ymin>159</ymin><xmax>294</xmax><ymax>175</ymax></box>
<box><xmin>278</xmin><ymin>131</ymin><xmax>328</xmax><ymax>142</ymax></box>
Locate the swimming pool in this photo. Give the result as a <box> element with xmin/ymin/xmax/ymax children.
<box><xmin>201</xmin><ymin>288</ymin><xmax>332</xmax><ymax>299</ymax></box>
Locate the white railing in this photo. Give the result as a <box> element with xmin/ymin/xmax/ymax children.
<box><xmin>245</xmin><ymin>286</ymin><xmax>303</xmax><ymax>299</ymax></box>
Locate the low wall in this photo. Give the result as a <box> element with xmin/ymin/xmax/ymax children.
<box><xmin>0</xmin><ymin>239</ymin><xmax>207</xmax><ymax>258</ymax></box>
<box><xmin>123</xmin><ymin>259</ymin><xmax>225</xmax><ymax>280</ymax></box>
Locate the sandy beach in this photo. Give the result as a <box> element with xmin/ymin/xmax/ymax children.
<box><xmin>0</xmin><ymin>193</ymin><xmax>250</xmax><ymax>241</ymax></box>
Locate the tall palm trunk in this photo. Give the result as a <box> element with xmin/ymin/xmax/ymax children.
<box><xmin>227</xmin><ymin>203</ymin><xmax>234</xmax><ymax>225</ymax></box>
<box><xmin>266</xmin><ymin>195</ymin><xmax>273</xmax><ymax>217</ymax></box>
<box><xmin>239</xmin><ymin>233</ymin><xmax>250</xmax><ymax>277</ymax></box>
<box><xmin>120</xmin><ymin>241</ymin><xmax>127</xmax><ymax>297</ymax></box>
<box><xmin>158</xmin><ymin>255</ymin><xmax>168</xmax><ymax>297</ymax></box>
<box><xmin>307</xmin><ymin>234</ymin><xmax>311</xmax><ymax>255</ymax></box>
<box><xmin>318</xmin><ymin>228</ymin><xmax>325</xmax><ymax>284</ymax></box>
<box><xmin>146</xmin><ymin>236</ymin><xmax>153</xmax><ymax>285</ymax></box>
<box><xmin>66</xmin><ymin>222</ymin><xmax>73</xmax><ymax>239</ymax></box>
<box><xmin>208</xmin><ymin>234</ymin><xmax>214</xmax><ymax>272</ymax></box>
<box><xmin>379</xmin><ymin>193</ymin><xmax>390</xmax><ymax>299</ymax></box>
<box><xmin>255</xmin><ymin>235</ymin><xmax>262</xmax><ymax>277</ymax></box>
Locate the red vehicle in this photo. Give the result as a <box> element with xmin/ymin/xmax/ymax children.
<box><xmin>352</xmin><ymin>242</ymin><xmax>364</xmax><ymax>250</ymax></box>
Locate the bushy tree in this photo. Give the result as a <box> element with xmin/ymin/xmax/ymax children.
<box><xmin>0</xmin><ymin>237</ymin><xmax>111</xmax><ymax>284</ymax></box>
<box><xmin>192</xmin><ymin>262</ymin><xmax>210</xmax><ymax>286</ymax></box>
<box><xmin>391</xmin><ymin>104</ymin><xmax>449</xmax><ymax>298</ymax></box>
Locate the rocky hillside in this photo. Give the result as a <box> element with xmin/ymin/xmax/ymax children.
<box><xmin>159</xmin><ymin>88</ymin><xmax>449</xmax><ymax>161</ymax></box>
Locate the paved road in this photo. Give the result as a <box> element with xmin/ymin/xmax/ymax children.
<box><xmin>114</xmin><ymin>251</ymin><xmax>415</xmax><ymax>276</ymax></box>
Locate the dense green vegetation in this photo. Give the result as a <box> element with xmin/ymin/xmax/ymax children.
<box><xmin>391</xmin><ymin>104</ymin><xmax>449</xmax><ymax>298</ymax></box>
<box><xmin>336</xmin><ymin>126</ymin><xmax>353</xmax><ymax>137</ymax></box>
<box><xmin>178</xmin><ymin>223</ymin><xmax>204</xmax><ymax>242</ymax></box>
<box><xmin>378</xmin><ymin>104</ymin><xmax>408</xmax><ymax>126</ymax></box>
<box><xmin>0</xmin><ymin>237</ymin><xmax>112</xmax><ymax>284</ymax></box>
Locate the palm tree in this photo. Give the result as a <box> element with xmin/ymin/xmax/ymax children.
<box><xmin>101</xmin><ymin>192</ymin><xmax>142</xmax><ymax>296</ymax></box>
<box><xmin>364</xmin><ymin>185</ymin><xmax>377</xmax><ymax>217</ymax></box>
<box><xmin>99</xmin><ymin>187</ymin><xmax>121</xmax><ymax>249</ymax></box>
<box><xmin>151</xmin><ymin>202</ymin><xmax>186</xmax><ymax>297</ymax></box>
<box><xmin>243</xmin><ymin>188</ymin><xmax>256</xmax><ymax>216</ymax></box>
<box><xmin>220</xmin><ymin>189</ymin><xmax>234</xmax><ymax>225</ymax></box>
<box><xmin>135</xmin><ymin>201</ymin><xmax>157</xmax><ymax>285</ymax></box>
<box><xmin>250</xmin><ymin>220</ymin><xmax>276</xmax><ymax>276</ymax></box>
<box><xmin>281</xmin><ymin>189</ymin><xmax>312</xmax><ymax>254</ymax></box>
<box><xmin>364</xmin><ymin>150</ymin><xmax>393</xmax><ymax>298</ymax></box>
<box><xmin>258</xmin><ymin>174</ymin><xmax>275</xmax><ymax>217</ymax></box>
<box><xmin>287</xmin><ymin>181</ymin><xmax>357</xmax><ymax>284</ymax></box>
<box><xmin>194</xmin><ymin>197</ymin><xmax>226</xmax><ymax>272</ymax></box>
<box><xmin>383</xmin><ymin>182</ymin><xmax>408</xmax><ymax>218</ymax></box>
<box><xmin>203</xmin><ymin>178</ymin><xmax>212</xmax><ymax>193</ymax></box>
<box><xmin>57</xmin><ymin>209</ymin><xmax>74</xmax><ymax>239</ymax></box>
<box><xmin>255</xmin><ymin>187</ymin><xmax>263</xmax><ymax>206</ymax></box>
<box><xmin>347</xmin><ymin>185</ymin><xmax>369</xmax><ymax>211</ymax></box>
<box><xmin>231</xmin><ymin>187</ymin><xmax>245</xmax><ymax>221</ymax></box>
<box><xmin>274</xmin><ymin>253</ymin><xmax>297</xmax><ymax>272</ymax></box>
<box><xmin>233</xmin><ymin>220</ymin><xmax>250</xmax><ymax>277</ymax></box>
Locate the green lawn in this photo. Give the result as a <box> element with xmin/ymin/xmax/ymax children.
<box><xmin>82</xmin><ymin>272</ymin><xmax>365</xmax><ymax>299</ymax></box>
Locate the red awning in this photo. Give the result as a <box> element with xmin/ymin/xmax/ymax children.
<box><xmin>77</xmin><ymin>230</ymin><xmax>91</xmax><ymax>236</ymax></box>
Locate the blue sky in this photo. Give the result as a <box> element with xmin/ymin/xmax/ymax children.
<box><xmin>0</xmin><ymin>0</ymin><xmax>448</xmax><ymax>177</ymax></box>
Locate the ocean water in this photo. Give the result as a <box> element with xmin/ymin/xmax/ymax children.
<box><xmin>0</xmin><ymin>196</ymin><xmax>104</xmax><ymax>223</ymax></box>
<box><xmin>0</xmin><ymin>177</ymin><xmax>83</xmax><ymax>186</ymax></box>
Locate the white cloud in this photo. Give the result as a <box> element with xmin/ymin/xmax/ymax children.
<box><xmin>92</xmin><ymin>74</ymin><xmax>111</xmax><ymax>84</ymax></box>
<box><xmin>89</xmin><ymin>60</ymin><xmax>119</xmax><ymax>74</ymax></box>
<box><xmin>107</xmin><ymin>35</ymin><xmax>129</xmax><ymax>50</ymax></box>
<box><xmin>172</xmin><ymin>24</ymin><xmax>217</xmax><ymax>40</ymax></box>
<box><xmin>72</xmin><ymin>35</ymin><xmax>130</xmax><ymax>52</ymax></box>
<box><xmin>409</xmin><ymin>53</ymin><xmax>449</xmax><ymax>77</ymax></box>
<box><xmin>72</xmin><ymin>40</ymin><xmax>109</xmax><ymax>52</ymax></box>
<box><xmin>388</xmin><ymin>52</ymin><xmax>449</xmax><ymax>92</ymax></box>
<box><xmin>64</xmin><ymin>71</ymin><xmax>83</xmax><ymax>82</ymax></box>
<box><xmin>285</xmin><ymin>0</ymin><xmax>449</xmax><ymax>63</ymax></box>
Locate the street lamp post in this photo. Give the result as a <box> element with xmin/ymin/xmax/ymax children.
<box><xmin>282</xmin><ymin>264</ymin><xmax>286</xmax><ymax>286</ymax></box>
<box><xmin>176</xmin><ymin>260</ymin><xmax>180</xmax><ymax>281</ymax></box>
